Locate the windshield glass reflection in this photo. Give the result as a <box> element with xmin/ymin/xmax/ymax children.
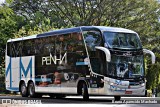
<box><xmin>104</xmin><ymin>32</ymin><xmax>142</xmax><ymax>49</ymax></box>
<box><xmin>107</xmin><ymin>55</ymin><xmax>144</xmax><ymax>79</ymax></box>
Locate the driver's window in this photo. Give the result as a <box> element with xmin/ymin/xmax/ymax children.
<box><xmin>84</xmin><ymin>30</ymin><xmax>101</xmax><ymax>51</ymax></box>
<box><xmin>83</xmin><ymin>30</ymin><xmax>103</xmax><ymax>74</ymax></box>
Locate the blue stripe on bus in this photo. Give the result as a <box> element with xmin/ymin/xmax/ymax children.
<box><xmin>19</xmin><ymin>57</ymin><xmax>32</xmax><ymax>80</ymax></box>
<box><xmin>35</xmin><ymin>78</ymin><xmax>51</xmax><ymax>82</ymax></box>
<box><xmin>6</xmin><ymin>87</ymin><xmax>19</xmax><ymax>91</ymax></box>
<box><xmin>76</xmin><ymin>62</ymin><xmax>89</xmax><ymax>65</ymax></box>
<box><xmin>6</xmin><ymin>57</ymin><xmax>33</xmax><ymax>91</ymax></box>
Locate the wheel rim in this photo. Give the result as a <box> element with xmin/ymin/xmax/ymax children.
<box><xmin>82</xmin><ymin>84</ymin><xmax>84</xmax><ymax>95</ymax></box>
<box><xmin>29</xmin><ymin>84</ymin><xmax>34</xmax><ymax>96</ymax></box>
<box><xmin>21</xmin><ymin>84</ymin><xmax>26</xmax><ymax>94</ymax></box>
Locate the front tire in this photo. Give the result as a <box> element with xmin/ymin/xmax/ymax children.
<box><xmin>49</xmin><ymin>94</ymin><xmax>55</xmax><ymax>98</ymax></box>
<box><xmin>145</xmin><ymin>90</ymin><xmax>147</xmax><ymax>97</ymax></box>
<box><xmin>20</xmin><ymin>82</ymin><xmax>28</xmax><ymax>97</ymax></box>
<box><xmin>114</xmin><ymin>96</ymin><xmax>121</xmax><ymax>101</ymax></box>
<box><xmin>55</xmin><ymin>94</ymin><xmax>66</xmax><ymax>99</ymax></box>
<box><xmin>82</xmin><ymin>83</ymin><xmax>89</xmax><ymax>100</ymax></box>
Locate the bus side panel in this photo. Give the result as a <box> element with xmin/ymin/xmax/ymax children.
<box><xmin>20</xmin><ymin>56</ymin><xmax>35</xmax><ymax>86</ymax></box>
<box><xmin>5</xmin><ymin>56</ymin><xmax>19</xmax><ymax>91</ymax></box>
<box><xmin>12</xmin><ymin>57</ymin><xmax>20</xmax><ymax>89</ymax></box>
<box><xmin>34</xmin><ymin>33</ymin><xmax>89</xmax><ymax>94</ymax></box>
<box><xmin>5</xmin><ymin>56</ymin><xmax>35</xmax><ymax>92</ymax></box>
<box><xmin>5</xmin><ymin>55</ymin><xmax>11</xmax><ymax>89</ymax></box>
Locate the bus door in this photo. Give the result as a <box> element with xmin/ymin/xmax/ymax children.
<box><xmin>83</xmin><ymin>29</ymin><xmax>105</xmax><ymax>94</ymax></box>
<box><xmin>89</xmin><ymin>50</ymin><xmax>105</xmax><ymax>91</ymax></box>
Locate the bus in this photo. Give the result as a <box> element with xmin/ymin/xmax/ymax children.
<box><xmin>5</xmin><ymin>26</ymin><xmax>155</xmax><ymax>100</ymax></box>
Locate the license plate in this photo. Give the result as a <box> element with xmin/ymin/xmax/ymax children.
<box><xmin>125</xmin><ymin>91</ymin><xmax>132</xmax><ymax>94</ymax></box>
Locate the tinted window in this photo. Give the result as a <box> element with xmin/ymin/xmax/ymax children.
<box><xmin>8</xmin><ymin>41</ymin><xmax>23</xmax><ymax>57</ymax></box>
<box><xmin>84</xmin><ymin>31</ymin><xmax>102</xmax><ymax>51</ymax></box>
<box><xmin>104</xmin><ymin>32</ymin><xmax>142</xmax><ymax>49</ymax></box>
<box><xmin>23</xmin><ymin>40</ymin><xmax>35</xmax><ymax>56</ymax></box>
<box><xmin>7</xmin><ymin>42</ymin><xmax>11</xmax><ymax>56</ymax></box>
<box><xmin>83</xmin><ymin>30</ymin><xmax>104</xmax><ymax>75</ymax></box>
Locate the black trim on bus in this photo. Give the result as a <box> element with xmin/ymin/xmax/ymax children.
<box><xmin>109</xmin><ymin>49</ymin><xmax>144</xmax><ymax>56</ymax></box>
<box><xmin>37</xmin><ymin>26</ymin><xmax>102</xmax><ymax>38</ymax></box>
<box><xmin>37</xmin><ymin>27</ymin><xmax>81</xmax><ymax>38</ymax></box>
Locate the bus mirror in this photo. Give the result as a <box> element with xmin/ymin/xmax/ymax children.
<box><xmin>95</xmin><ymin>46</ymin><xmax>111</xmax><ymax>62</ymax></box>
<box><xmin>143</xmin><ymin>49</ymin><xmax>156</xmax><ymax>64</ymax></box>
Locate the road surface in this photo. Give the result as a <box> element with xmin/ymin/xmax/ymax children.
<box><xmin>0</xmin><ymin>95</ymin><xmax>159</xmax><ymax>107</ymax></box>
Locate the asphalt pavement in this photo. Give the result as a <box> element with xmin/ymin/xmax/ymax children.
<box><xmin>0</xmin><ymin>95</ymin><xmax>159</xmax><ymax>107</ymax></box>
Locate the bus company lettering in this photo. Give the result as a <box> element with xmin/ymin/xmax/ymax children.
<box><xmin>42</xmin><ymin>52</ymin><xmax>67</xmax><ymax>65</ymax></box>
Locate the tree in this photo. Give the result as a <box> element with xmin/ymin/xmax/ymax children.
<box><xmin>0</xmin><ymin>5</ymin><xmax>16</xmax><ymax>68</ymax></box>
<box><xmin>146</xmin><ymin>62</ymin><xmax>160</xmax><ymax>89</ymax></box>
<box><xmin>48</xmin><ymin>0</ymin><xmax>160</xmax><ymax>41</ymax></box>
<box><xmin>11</xmin><ymin>0</ymin><xmax>160</xmax><ymax>39</ymax></box>
<box><xmin>47</xmin><ymin>0</ymin><xmax>160</xmax><ymax>91</ymax></box>
<box><xmin>3</xmin><ymin>0</ymin><xmax>160</xmax><ymax>91</ymax></box>
<box><xmin>11</xmin><ymin>0</ymin><xmax>57</xmax><ymax>28</ymax></box>
<box><xmin>0</xmin><ymin>0</ymin><xmax>25</xmax><ymax>75</ymax></box>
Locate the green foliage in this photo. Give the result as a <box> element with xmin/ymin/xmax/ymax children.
<box><xmin>146</xmin><ymin>63</ymin><xmax>160</xmax><ymax>89</ymax></box>
<box><xmin>15</xmin><ymin>24</ymin><xmax>56</xmax><ymax>38</ymax></box>
<box><xmin>145</xmin><ymin>52</ymin><xmax>160</xmax><ymax>90</ymax></box>
<box><xmin>0</xmin><ymin>75</ymin><xmax>5</xmax><ymax>93</ymax></box>
<box><xmin>0</xmin><ymin>0</ymin><xmax>160</xmax><ymax>91</ymax></box>
<box><xmin>0</xmin><ymin>4</ymin><xmax>18</xmax><ymax>70</ymax></box>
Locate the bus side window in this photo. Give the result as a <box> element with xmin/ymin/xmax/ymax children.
<box><xmin>22</xmin><ymin>41</ymin><xmax>27</xmax><ymax>56</ymax></box>
<box><xmin>16</xmin><ymin>41</ymin><xmax>23</xmax><ymax>57</ymax></box>
<box><xmin>73</xmin><ymin>33</ymin><xmax>89</xmax><ymax>75</ymax></box>
<box><xmin>30</xmin><ymin>40</ymin><xmax>35</xmax><ymax>55</ymax></box>
<box><xmin>9</xmin><ymin>41</ymin><xmax>22</xmax><ymax>57</ymax></box>
<box><xmin>35</xmin><ymin>38</ymin><xmax>45</xmax><ymax>55</ymax></box>
<box><xmin>43</xmin><ymin>37</ymin><xmax>55</xmax><ymax>55</ymax></box>
<box><xmin>10</xmin><ymin>42</ymin><xmax>16</xmax><ymax>57</ymax></box>
<box><xmin>24</xmin><ymin>41</ymin><xmax>28</xmax><ymax>56</ymax></box>
<box><xmin>22</xmin><ymin>40</ymin><xmax>32</xmax><ymax>56</ymax></box>
<box><xmin>7</xmin><ymin>42</ymin><xmax>11</xmax><ymax>57</ymax></box>
<box><xmin>84</xmin><ymin>31</ymin><xmax>102</xmax><ymax>51</ymax></box>
<box><xmin>84</xmin><ymin>30</ymin><xmax>103</xmax><ymax>75</ymax></box>
<box><xmin>34</xmin><ymin>39</ymin><xmax>40</xmax><ymax>55</ymax></box>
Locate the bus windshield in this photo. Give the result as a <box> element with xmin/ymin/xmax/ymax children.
<box><xmin>104</xmin><ymin>32</ymin><xmax>142</xmax><ymax>49</ymax></box>
<box><xmin>108</xmin><ymin>55</ymin><xmax>144</xmax><ymax>79</ymax></box>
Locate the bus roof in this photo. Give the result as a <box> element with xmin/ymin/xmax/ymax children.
<box><xmin>7</xmin><ymin>26</ymin><xmax>137</xmax><ymax>42</ymax></box>
<box><xmin>93</xmin><ymin>26</ymin><xmax>136</xmax><ymax>33</ymax></box>
<box><xmin>37</xmin><ymin>26</ymin><xmax>136</xmax><ymax>38</ymax></box>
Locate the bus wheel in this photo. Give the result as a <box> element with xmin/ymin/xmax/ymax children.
<box><xmin>20</xmin><ymin>82</ymin><xmax>28</xmax><ymax>97</ymax></box>
<box><xmin>55</xmin><ymin>94</ymin><xmax>66</xmax><ymax>99</ymax></box>
<box><xmin>114</xmin><ymin>96</ymin><xmax>121</xmax><ymax>101</ymax></box>
<box><xmin>82</xmin><ymin>83</ymin><xmax>89</xmax><ymax>100</ymax></box>
<box><xmin>145</xmin><ymin>90</ymin><xmax>147</xmax><ymax>97</ymax></box>
<box><xmin>28</xmin><ymin>82</ymin><xmax>36</xmax><ymax>98</ymax></box>
<box><xmin>49</xmin><ymin>94</ymin><xmax>56</xmax><ymax>98</ymax></box>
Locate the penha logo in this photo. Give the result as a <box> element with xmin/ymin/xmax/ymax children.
<box><xmin>42</xmin><ymin>52</ymin><xmax>67</xmax><ymax>65</ymax></box>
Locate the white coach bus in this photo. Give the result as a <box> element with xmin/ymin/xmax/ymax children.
<box><xmin>5</xmin><ymin>26</ymin><xmax>155</xmax><ymax>100</ymax></box>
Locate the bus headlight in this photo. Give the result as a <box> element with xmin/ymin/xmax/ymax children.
<box><xmin>141</xmin><ymin>83</ymin><xmax>145</xmax><ymax>87</ymax></box>
<box><xmin>110</xmin><ymin>82</ymin><xmax>114</xmax><ymax>86</ymax></box>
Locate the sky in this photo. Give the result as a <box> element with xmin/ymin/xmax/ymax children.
<box><xmin>0</xmin><ymin>0</ymin><xmax>5</xmax><ymax>5</ymax></box>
